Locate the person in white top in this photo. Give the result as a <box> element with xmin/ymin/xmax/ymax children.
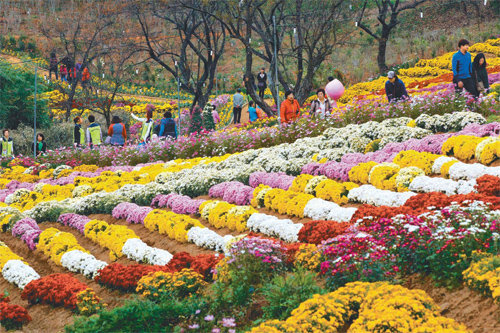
<box><xmin>131</xmin><ymin>108</ymin><xmax>154</xmax><ymax>143</ymax></box>
<box><xmin>309</xmin><ymin>88</ymin><xmax>332</xmax><ymax>119</ymax></box>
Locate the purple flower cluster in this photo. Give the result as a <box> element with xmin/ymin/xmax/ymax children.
<box><xmin>0</xmin><ymin>181</ymin><xmax>35</xmax><ymax>202</ymax></box>
<box><xmin>111</xmin><ymin>202</ymin><xmax>152</xmax><ymax>224</ymax></box>
<box><xmin>151</xmin><ymin>193</ymin><xmax>205</xmax><ymax>215</ymax></box>
<box><xmin>208</xmin><ymin>181</ymin><xmax>254</xmax><ymax>205</ymax></box>
<box><xmin>249</xmin><ymin>172</ymin><xmax>294</xmax><ymax>190</ymax></box>
<box><xmin>229</xmin><ymin>237</ymin><xmax>285</xmax><ymax>265</ymax></box>
<box><xmin>57</xmin><ymin>213</ymin><xmax>91</xmax><ymax>234</ymax></box>
<box><xmin>11</xmin><ymin>218</ymin><xmax>41</xmax><ymax>250</ymax></box>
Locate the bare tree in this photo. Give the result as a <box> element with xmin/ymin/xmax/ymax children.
<box><xmin>39</xmin><ymin>2</ymin><xmax>118</xmax><ymax>120</ymax></box>
<box><xmin>355</xmin><ymin>0</ymin><xmax>429</xmax><ymax>74</ymax></box>
<box><xmin>130</xmin><ymin>0</ymin><xmax>226</xmax><ymax>109</ymax></box>
<box><xmin>193</xmin><ymin>0</ymin><xmax>354</xmax><ymax>109</ymax></box>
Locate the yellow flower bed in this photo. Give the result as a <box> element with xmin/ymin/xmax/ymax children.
<box><xmin>395</xmin><ymin>166</ymin><xmax>425</xmax><ymax>192</ymax></box>
<box><xmin>475</xmin><ymin>137</ymin><xmax>500</xmax><ymax>165</ymax></box>
<box><xmin>398</xmin><ymin>66</ymin><xmax>449</xmax><ymax>77</ymax></box>
<box><xmin>290</xmin><ymin>174</ymin><xmax>314</xmax><ymax>193</ymax></box>
<box><xmin>38</xmin><ymin>228</ymin><xmax>88</xmax><ymax>264</ymax></box>
<box><xmin>249</xmin><ymin>282</ymin><xmax>469</xmax><ymax>332</ymax></box>
<box><xmin>84</xmin><ymin>219</ymin><xmax>138</xmax><ymax>261</ymax></box>
<box><xmin>143</xmin><ymin>209</ymin><xmax>204</xmax><ymax>243</ymax></box>
<box><xmin>260</xmin><ymin>188</ymin><xmax>313</xmax><ymax>218</ymax></box>
<box><xmin>463</xmin><ymin>253</ymin><xmax>500</xmax><ymax>304</ymax></box>
<box><xmin>393</xmin><ymin>150</ymin><xmax>440</xmax><ymax>175</ymax></box>
<box><xmin>348</xmin><ymin>161</ymin><xmax>378</xmax><ymax>184</ymax></box>
<box><xmin>199</xmin><ymin>200</ymin><xmax>255</xmax><ymax>232</ymax></box>
<box><xmin>442</xmin><ymin>135</ymin><xmax>488</xmax><ymax>161</ymax></box>
<box><xmin>250</xmin><ymin>185</ymin><xmax>272</xmax><ymax>208</ymax></box>
<box><xmin>0</xmin><ymin>241</ymin><xmax>26</xmax><ymax>270</ymax></box>
<box><xmin>315</xmin><ymin>179</ymin><xmax>358</xmax><ymax>205</ymax></box>
<box><xmin>294</xmin><ymin>244</ymin><xmax>321</xmax><ymax>271</ymax></box>
<box><xmin>136</xmin><ymin>268</ymin><xmax>206</xmax><ymax>299</ymax></box>
<box><xmin>368</xmin><ymin>163</ymin><xmax>400</xmax><ymax>191</ymax></box>
<box><xmin>470</xmin><ymin>42</ymin><xmax>500</xmax><ymax>56</ymax></box>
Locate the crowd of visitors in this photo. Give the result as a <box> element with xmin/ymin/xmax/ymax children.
<box><xmin>49</xmin><ymin>52</ymin><xmax>91</xmax><ymax>88</ymax></box>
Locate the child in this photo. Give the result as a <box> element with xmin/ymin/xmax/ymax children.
<box><xmin>248</xmin><ymin>101</ymin><xmax>258</xmax><ymax>122</ymax></box>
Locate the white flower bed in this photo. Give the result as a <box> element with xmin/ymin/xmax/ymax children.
<box><xmin>347</xmin><ymin>185</ymin><xmax>416</xmax><ymax>207</ymax></box>
<box><xmin>303</xmin><ymin>198</ymin><xmax>356</xmax><ymax>222</ymax></box>
<box><xmin>60</xmin><ymin>250</ymin><xmax>108</xmax><ymax>279</ymax></box>
<box><xmin>2</xmin><ymin>259</ymin><xmax>40</xmax><ymax>289</ymax></box>
<box><xmin>121</xmin><ymin>238</ymin><xmax>173</xmax><ymax>265</ymax></box>
<box><xmin>247</xmin><ymin>213</ymin><xmax>302</xmax><ymax>243</ymax></box>
<box><xmin>187</xmin><ymin>227</ymin><xmax>234</xmax><ymax>252</ymax></box>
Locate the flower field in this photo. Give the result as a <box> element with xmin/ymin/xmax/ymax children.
<box><xmin>1</xmin><ymin>104</ymin><xmax>500</xmax><ymax>331</ymax></box>
<box><xmin>1</xmin><ymin>38</ymin><xmax>500</xmax><ymax>332</ymax></box>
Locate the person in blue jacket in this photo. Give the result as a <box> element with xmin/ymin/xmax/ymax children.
<box><xmin>248</xmin><ymin>101</ymin><xmax>258</xmax><ymax>122</ymax></box>
<box><xmin>452</xmin><ymin>39</ymin><xmax>478</xmax><ymax>98</ymax></box>
<box><xmin>385</xmin><ymin>71</ymin><xmax>409</xmax><ymax>102</ymax></box>
<box><xmin>159</xmin><ymin>111</ymin><xmax>177</xmax><ymax>140</ymax></box>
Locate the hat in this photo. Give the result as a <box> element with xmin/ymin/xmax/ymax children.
<box><xmin>387</xmin><ymin>71</ymin><xmax>395</xmax><ymax>79</ymax></box>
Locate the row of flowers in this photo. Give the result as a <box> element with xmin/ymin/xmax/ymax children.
<box><xmin>250</xmin><ymin>281</ymin><xmax>468</xmax><ymax>332</ymax></box>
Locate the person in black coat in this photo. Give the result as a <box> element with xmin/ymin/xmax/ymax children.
<box><xmin>385</xmin><ymin>71</ymin><xmax>409</xmax><ymax>102</ymax></box>
<box><xmin>257</xmin><ymin>67</ymin><xmax>267</xmax><ymax>99</ymax></box>
<box><xmin>32</xmin><ymin>133</ymin><xmax>47</xmax><ymax>157</ymax></box>
<box><xmin>472</xmin><ymin>53</ymin><xmax>490</xmax><ymax>95</ymax></box>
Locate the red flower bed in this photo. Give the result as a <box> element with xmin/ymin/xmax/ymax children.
<box><xmin>95</xmin><ymin>252</ymin><xmax>223</xmax><ymax>291</ymax></box>
<box><xmin>0</xmin><ymin>297</ymin><xmax>31</xmax><ymax>331</ymax></box>
<box><xmin>405</xmin><ymin>192</ymin><xmax>500</xmax><ymax>210</ymax></box>
<box><xmin>475</xmin><ymin>175</ymin><xmax>500</xmax><ymax>197</ymax></box>
<box><xmin>298</xmin><ymin>220</ymin><xmax>353</xmax><ymax>244</ymax></box>
<box><xmin>350</xmin><ymin>205</ymin><xmax>419</xmax><ymax>225</ymax></box>
<box><xmin>95</xmin><ymin>263</ymin><xmax>167</xmax><ymax>291</ymax></box>
<box><xmin>21</xmin><ymin>273</ymin><xmax>89</xmax><ymax>309</ymax></box>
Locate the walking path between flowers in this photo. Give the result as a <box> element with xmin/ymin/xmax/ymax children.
<box><xmin>0</xmin><ymin>53</ymin><xmax>175</xmax><ymax>104</ymax></box>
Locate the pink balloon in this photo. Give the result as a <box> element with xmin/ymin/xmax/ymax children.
<box><xmin>325</xmin><ymin>79</ymin><xmax>345</xmax><ymax>100</ymax></box>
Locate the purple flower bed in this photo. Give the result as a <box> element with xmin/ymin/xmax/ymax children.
<box><xmin>11</xmin><ymin>218</ymin><xmax>41</xmax><ymax>250</ymax></box>
<box><xmin>111</xmin><ymin>202</ymin><xmax>152</xmax><ymax>224</ymax></box>
<box><xmin>151</xmin><ymin>193</ymin><xmax>205</xmax><ymax>215</ymax></box>
<box><xmin>57</xmin><ymin>213</ymin><xmax>91</xmax><ymax>234</ymax></box>
<box><xmin>209</xmin><ymin>181</ymin><xmax>254</xmax><ymax>205</ymax></box>
<box><xmin>249</xmin><ymin>172</ymin><xmax>294</xmax><ymax>190</ymax></box>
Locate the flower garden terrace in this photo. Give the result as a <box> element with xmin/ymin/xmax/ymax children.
<box><xmin>0</xmin><ymin>39</ymin><xmax>500</xmax><ymax>332</ymax></box>
<box><xmin>0</xmin><ymin>108</ymin><xmax>500</xmax><ymax>330</ymax></box>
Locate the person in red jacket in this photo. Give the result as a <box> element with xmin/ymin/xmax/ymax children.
<box><xmin>81</xmin><ymin>67</ymin><xmax>90</xmax><ymax>89</ymax></box>
<box><xmin>280</xmin><ymin>90</ymin><xmax>301</xmax><ymax>124</ymax></box>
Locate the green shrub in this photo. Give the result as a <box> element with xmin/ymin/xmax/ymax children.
<box><xmin>65</xmin><ymin>297</ymin><xmax>204</xmax><ymax>333</ymax></box>
<box><xmin>260</xmin><ymin>268</ymin><xmax>325</xmax><ymax>320</ymax></box>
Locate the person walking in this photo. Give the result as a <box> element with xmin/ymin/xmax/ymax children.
<box><xmin>248</xmin><ymin>101</ymin><xmax>258</xmax><ymax>122</ymax></box>
<box><xmin>159</xmin><ymin>111</ymin><xmax>178</xmax><ymax>140</ymax></box>
<box><xmin>108</xmin><ymin>116</ymin><xmax>127</xmax><ymax>147</ymax></box>
<box><xmin>0</xmin><ymin>129</ymin><xmax>15</xmax><ymax>158</ymax></box>
<box><xmin>49</xmin><ymin>52</ymin><xmax>58</xmax><ymax>81</ymax></box>
<box><xmin>309</xmin><ymin>88</ymin><xmax>332</xmax><ymax>118</ymax></box>
<box><xmin>280</xmin><ymin>90</ymin><xmax>301</xmax><ymax>124</ymax></box>
<box><xmin>452</xmin><ymin>39</ymin><xmax>478</xmax><ymax>98</ymax></box>
<box><xmin>233</xmin><ymin>88</ymin><xmax>244</xmax><ymax>124</ymax></box>
<box><xmin>32</xmin><ymin>133</ymin><xmax>47</xmax><ymax>157</ymax></box>
<box><xmin>86</xmin><ymin>115</ymin><xmax>102</xmax><ymax>149</ymax></box>
<box><xmin>257</xmin><ymin>68</ymin><xmax>267</xmax><ymax>99</ymax></box>
<box><xmin>131</xmin><ymin>109</ymin><xmax>154</xmax><ymax>144</ymax></box>
<box><xmin>385</xmin><ymin>71</ymin><xmax>409</xmax><ymax>102</ymax></box>
<box><xmin>81</xmin><ymin>67</ymin><xmax>90</xmax><ymax>90</ymax></box>
<box><xmin>60</xmin><ymin>64</ymin><xmax>68</xmax><ymax>83</ymax></box>
<box><xmin>472</xmin><ymin>53</ymin><xmax>490</xmax><ymax>95</ymax></box>
<box><xmin>73</xmin><ymin>116</ymin><xmax>85</xmax><ymax>148</ymax></box>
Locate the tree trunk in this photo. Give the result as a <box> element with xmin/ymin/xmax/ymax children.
<box><xmin>377</xmin><ymin>34</ymin><xmax>389</xmax><ymax>74</ymax></box>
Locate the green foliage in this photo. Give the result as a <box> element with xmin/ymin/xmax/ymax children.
<box><xmin>0</xmin><ymin>60</ymin><xmax>50</xmax><ymax>130</ymax></box>
<box><xmin>65</xmin><ymin>296</ymin><xmax>204</xmax><ymax>333</ymax></box>
<box><xmin>188</xmin><ymin>106</ymin><xmax>203</xmax><ymax>134</ymax></box>
<box><xmin>260</xmin><ymin>269</ymin><xmax>325</xmax><ymax>320</ymax></box>
<box><xmin>202</xmin><ymin>103</ymin><xmax>216</xmax><ymax>131</ymax></box>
